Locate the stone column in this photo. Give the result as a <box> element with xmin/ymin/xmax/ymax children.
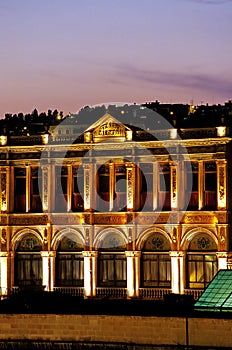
<box><xmin>170</xmin><ymin>251</ymin><xmax>185</xmax><ymax>294</ymax></box>
<box><xmin>67</xmin><ymin>165</ymin><xmax>72</xmax><ymax>212</ymax></box>
<box><xmin>153</xmin><ymin>162</ymin><xmax>158</xmax><ymax>211</ymax></box>
<box><xmin>126</xmin><ymin>163</ymin><xmax>135</xmax><ymax>211</ymax></box>
<box><xmin>198</xmin><ymin>161</ymin><xmax>204</xmax><ymax>210</ymax></box>
<box><xmin>25</xmin><ymin>165</ymin><xmax>31</xmax><ymax>213</ymax></box>
<box><xmin>49</xmin><ymin>251</ymin><xmax>56</xmax><ymax>291</ymax></box>
<box><xmin>125</xmin><ymin>251</ymin><xmax>141</xmax><ymax>298</ymax></box>
<box><xmin>41</xmin><ymin>251</ymin><xmax>56</xmax><ymax>291</ymax></box>
<box><xmin>0</xmin><ymin>252</ymin><xmax>9</xmax><ymax>295</ymax></box>
<box><xmin>109</xmin><ymin>163</ymin><xmax>114</xmax><ymax>212</ymax></box>
<box><xmin>216</xmin><ymin>252</ymin><xmax>228</xmax><ymax>270</ymax></box>
<box><xmin>82</xmin><ymin>251</ymin><xmax>98</xmax><ymax>297</ymax></box>
<box><xmin>217</xmin><ymin>160</ymin><xmax>227</xmax><ymax>210</ymax></box>
<box><xmin>41</xmin><ymin>251</ymin><xmax>49</xmax><ymax>291</ymax></box>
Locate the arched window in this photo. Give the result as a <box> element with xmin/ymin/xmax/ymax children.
<box><xmin>98</xmin><ymin>233</ymin><xmax>127</xmax><ymax>287</ymax></box>
<box><xmin>14</xmin><ymin>234</ymin><xmax>42</xmax><ymax>287</ymax></box>
<box><xmin>141</xmin><ymin>233</ymin><xmax>171</xmax><ymax>287</ymax></box>
<box><xmin>187</xmin><ymin>233</ymin><xmax>217</xmax><ymax>289</ymax></box>
<box><xmin>56</xmin><ymin>235</ymin><xmax>84</xmax><ymax>286</ymax></box>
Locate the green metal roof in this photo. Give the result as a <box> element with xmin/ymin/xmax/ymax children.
<box><xmin>194</xmin><ymin>270</ymin><xmax>232</xmax><ymax>312</ymax></box>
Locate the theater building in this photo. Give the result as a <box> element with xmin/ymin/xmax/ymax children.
<box><xmin>0</xmin><ymin>105</ymin><xmax>231</xmax><ymax>300</ymax></box>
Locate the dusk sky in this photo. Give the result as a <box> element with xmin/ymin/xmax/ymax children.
<box><xmin>1</xmin><ymin>0</ymin><xmax>232</xmax><ymax>117</ymax></box>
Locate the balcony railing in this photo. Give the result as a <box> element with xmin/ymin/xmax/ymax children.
<box><xmin>10</xmin><ymin>286</ymin><xmax>204</xmax><ymax>301</ymax></box>
<box><xmin>53</xmin><ymin>287</ymin><xmax>84</xmax><ymax>297</ymax></box>
<box><xmin>184</xmin><ymin>289</ymin><xmax>204</xmax><ymax>300</ymax></box>
<box><xmin>139</xmin><ymin>288</ymin><xmax>172</xmax><ymax>300</ymax></box>
<box><xmin>96</xmin><ymin>287</ymin><xmax>127</xmax><ymax>299</ymax></box>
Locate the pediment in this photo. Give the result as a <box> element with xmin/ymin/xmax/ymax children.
<box><xmin>84</xmin><ymin>113</ymin><xmax>132</xmax><ymax>143</ymax></box>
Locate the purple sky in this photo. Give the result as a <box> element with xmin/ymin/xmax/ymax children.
<box><xmin>1</xmin><ymin>0</ymin><xmax>232</xmax><ymax>117</ymax></box>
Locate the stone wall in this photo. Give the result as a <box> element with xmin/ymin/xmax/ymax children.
<box><xmin>0</xmin><ymin>314</ymin><xmax>231</xmax><ymax>348</ymax></box>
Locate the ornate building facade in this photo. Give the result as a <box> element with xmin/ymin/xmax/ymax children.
<box><xmin>0</xmin><ymin>105</ymin><xmax>231</xmax><ymax>300</ymax></box>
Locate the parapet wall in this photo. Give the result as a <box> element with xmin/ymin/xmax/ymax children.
<box><xmin>0</xmin><ymin>314</ymin><xmax>231</xmax><ymax>348</ymax></box>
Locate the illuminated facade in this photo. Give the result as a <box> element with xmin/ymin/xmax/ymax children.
<box><xmin>0</xmin><ymin>107</ymin><xmax>231</xmax><ymax>300</ymax></box>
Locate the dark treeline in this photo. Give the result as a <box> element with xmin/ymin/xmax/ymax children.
<box><xmin>1</xmin><ymin>100</ymin><xmax>232</xmax><ymax>136</ymax></box>
<box><xmin>0</xmin><ymin>108</ymin><xmax>64</xmax><ymax>136</ymax></box>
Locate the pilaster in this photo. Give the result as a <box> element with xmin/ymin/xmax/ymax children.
<box><xmin>41</xmin><ymin>251</ymin><xmax>56</xmax><ymax>291</ymax></box>
<box><xmin>169</xmin><ymin>251</ymin><xmax>185</xmax><ymax>294</ymax></box>
<box><xmin>82</xmin><ymin>251</ymin><xmax>98</xmax><ymax>297</ymax></box>
<box><xmin>125</xmin><ymin>251</ymin><xmax>141</xmax><ymax>298</ymax></box>
<box><xmin>217</xmin><ymin>160</ymin><xmax>227</xmax><ymax>210</ymax></box>
<box><xmin>126</xmin><ymin>163</ymin><xmax>135</xmax><ymax>211</ymax></box>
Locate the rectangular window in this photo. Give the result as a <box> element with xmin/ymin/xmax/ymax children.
<box><xmin>140</xmin><ymin>163</ymin><xmax>153</xmax><ymax>211</ymax></box>
<box><xmin>55</xmin><ymin>166</ymin><xmax>68</xmax><ymax>212</ymax></box>
<box><xmin>185</xmin><ymin>162</ymin><xmax>198</xmax><ymax>210</ymax></box>
<box><xmin>15</xmin><ymin>253</ymin><xmax>42</xmax><ymax>287</ymax></box>
<box><xmin>114</xmin><ymin>165</ymin><xmax>126</xmax><ymax>211</ymax></box>
<box><xmin>72</xmin><ymin>165</ymin><xmax>84</xmax><ymax>212</ymax></box>
<box><xmin>204</xmin><ymin>162</ymin><xmax>217</xmax><ymax>209</ymax></box>
<box><xmin>14</xmin><ymin>167</ymin><xmax>26</xmax><ymax>212</ymax></box>
<box><xmin>98</xmin><ymin>253</ymin><xmax>126</xmax><ymax>287</ymax></box>
<box><xmin>98</xmin><ymin>164</ymin><xmax>110</xmax><ymax>211</ymax></box>
<box><xmin>141</xmin><ymin>253</ymin><xmax>171</xmax><ymax>287</ymax></box>
<box><xmin>56</xmin><ymin>253</ymin><xmax>84</xmax><ymax>286</ymax></box>
<box><xmin>30</xmin><ymin>167</ymin><xmax>42</xmax><ymax>212</ymax></box>
<box><xmin>158</xmin><ymin>164</ymin><xmax>170</xmax><ymax>210</ymax></box>
<box><xmin>187</xmin><ymin>254</ymin><xmax>217</xmax><ymax>289</ymax></box>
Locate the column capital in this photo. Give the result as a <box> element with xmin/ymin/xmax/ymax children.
<box><xmin>216</xmin><ymin>252</ymin><xmax>228</xmax><ymax>259</ymax></box>
<box><xmin>169</xmin><ymin>250</ymin><xmax>186</xmax><ymax>258</ymax></box>
<box><xmin>41</xmin><ymin>251</ymin><xmax>56</xmax><ymax>258</ymax></box>
<box><xmin>82</xmin><ymin>250</ymin><xmax>98</xmax><ymax>258</ymax></box>
<box><xmin>0</xmin><ymin>252</ymin><xmax>9</xmax><ymax>258</ymax></box>
<box><xmin>125</xmin><ymin>251</ymin><xmax>141</xmax><ymax>258</ymax></box>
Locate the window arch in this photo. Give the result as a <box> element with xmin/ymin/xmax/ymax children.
<box><xmin>55</xmin><ymin>235</ymin><xmax>84</xmax><ymax>287</ymax></box>
<box><xmin>141</xmin><ymin>233</ymin><xmax>171</xmax><ymax>287</ymax></box>
<box><xmin>98</xmin><ymin>232</ymin><xmax>127</xmax><ymax>287</ymax></box>
<box><xmin>14</xmin><ymin>234</ymin><xmax>42</xmax><ymax>287</ymax></box>
<box><xmin>187</xmin><ymin>233</ymin><xmax>217</xmax><ymax>289</ymax></box>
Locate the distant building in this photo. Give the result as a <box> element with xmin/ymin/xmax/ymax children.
<box><xmin>0</xmin><ymin>103</ymin><xmax>231</xmax><ymax>300</ymax></box>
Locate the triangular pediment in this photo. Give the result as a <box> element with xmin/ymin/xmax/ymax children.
<box><xmin>84</xmin><ymin>113</ymin><xmax>132</xmax><ymax>143</ymax></box>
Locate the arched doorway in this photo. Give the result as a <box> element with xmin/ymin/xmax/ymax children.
<box><xmin>14</xmin><ymin>234</ymin><xmax>42</xmax><ymax>287</ymax></box>
<box><xmin>55</xmin><ymin>235</ymin><xmax>84</xmax><ymax>286</ymax></box>
<box><xmin>186</xmin><ymin>233</ymin><xmax>217</xmax><ymax>289</ymax></box>
<box><xmin>141</xmin><ymin>233</ymin><xmax>171</xmax><ymax>287</ymax></box>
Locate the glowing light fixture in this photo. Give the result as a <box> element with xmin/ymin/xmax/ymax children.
<box><xmin>0</xmin><ymin>136</ymin><xmax>7</xmax><ymax>146</ymax></box>
<box><xmin>216</xmin><ymin>126</ymin><xmax>226</xmax><ymax>137</ymax></box>
<box><xmin>170</xmin><ymin>129</ymin><xmax>177</xmax><ymax>139</ymax></box>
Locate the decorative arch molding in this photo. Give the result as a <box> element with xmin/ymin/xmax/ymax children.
<box><xmin>12</xmin><ymin>228</ymin><xmax>42</xmax><ymax>251</ymax></box>
<box><xmin>181</xmin><ymin>227</ymin><xmax>218</xmax><ymax>251</ymax></box>
<box><xmin>136</xmin><ymin>227</ymin><xmax>172</xmax><ymax>251</ymax></box>
<box><xmin>93</xmin><ymin>227</ymin><xmax>127</xmax><ymax>250</ymax></box>
<box><xmin>51</xmin><ymin>228</ymin><xmax>85</xmax><ymax>250</ymax></box>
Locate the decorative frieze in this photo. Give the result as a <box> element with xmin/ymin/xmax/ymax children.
<box><xmin>9</xmin><ymin>215</ymin><xmax>48</xmax><ymax>226</ymax></box>
<box><xmin>183</xmin><ymin>213</ymin><xmax>215</xmax><ymax>224</ymax></box>
<box><xmin>94</xmin><ymin>214</ymin><xmax>127</xmax><ymax>225</ymax></box>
